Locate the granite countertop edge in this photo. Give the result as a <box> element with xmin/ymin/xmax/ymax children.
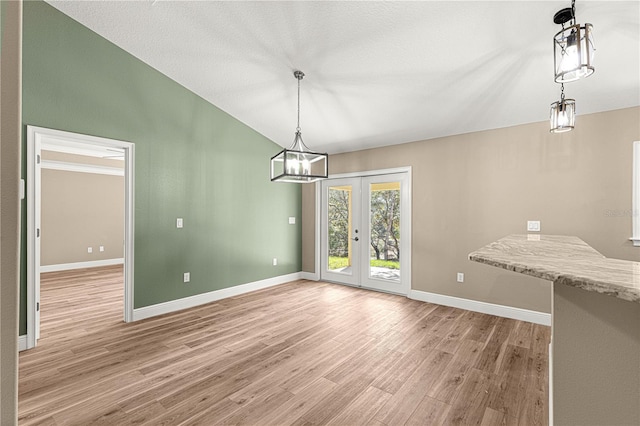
<box><xmin>469</xmin><ymin>235</ymin><xmax>640</xmax><ymax>304</ymax></box>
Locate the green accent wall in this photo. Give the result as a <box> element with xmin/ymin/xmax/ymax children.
<box><xmin>20</xmin><ymin>1</ymin><xmax>301</xmax><ymax>334</ymax></box>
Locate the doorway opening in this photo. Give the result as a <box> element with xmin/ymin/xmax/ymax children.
<box><xmin>26</xmin><ymin>126</ymin><xmax>135</xmax><ymax>350</ymax></box>
<box><xmin>319</xmin><ymin>169</ymin><xmax>411</xmax><ymax>295</ymax></box>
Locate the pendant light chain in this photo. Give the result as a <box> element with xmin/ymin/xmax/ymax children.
<box><xmin>560</xmin><ymin>83</ymin><xmax>565</xmax><ymax>102</ymax></box>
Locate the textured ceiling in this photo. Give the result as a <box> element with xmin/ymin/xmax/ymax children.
<box><xmin>47</xmin><ymin>1</ymin><xmax>640</xmax><ymax>154</ymax></box>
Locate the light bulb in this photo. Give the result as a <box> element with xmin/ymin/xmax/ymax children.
<box><xmin>560</xmin><ymin>31</ymin><xmax>579</xmax><ymax>72</ymax></box>
<box><xmin>558</xmin><ymin>110</ymin><xmax>568</xmax><ymax>127</ymax></box>
<box><xmin>288</xmin><ymin>158</ymin><xmax>299</xmax><ymax>174</ymax></box>
<box><xmin>301</xmin><ymin>159</ymin><xmax>311</xmax><ymax>175</ymax></box>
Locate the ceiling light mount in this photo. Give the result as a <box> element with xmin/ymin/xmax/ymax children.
<box><xmin>270</xmin><ymin>70</ymin><xmax>328</xmax><ymax>183</ymax></box>
<box><xmin>553</xmin><ymin>7</ymin><xmax>574</xmax><ymax>25</ymax></box>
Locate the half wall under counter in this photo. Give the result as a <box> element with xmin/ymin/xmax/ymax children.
<box><xmin>470</xmin><ymin>234</ymin><xmax>640</xmax><ymax>426</ymax></box>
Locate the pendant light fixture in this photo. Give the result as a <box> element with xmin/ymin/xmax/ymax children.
<box><xmin>553</xmin><ymin>0</ymin><xmax>595</xmax><ymax>83</ymax></box>
<box><xmin>270</xmin><ymin>70</ymin><xmax>328</xmax><ymax>183</ymax></box>
<box><xmin>550</xmin><ymin>83</ymin><xmax>576</xmax><ymax>133</ymax></box>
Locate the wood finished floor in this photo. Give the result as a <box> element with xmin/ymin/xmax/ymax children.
<box><xmin>19</xmin><ymin>266</ymin><xmax>550</xmax><ymax>425</ymax></box>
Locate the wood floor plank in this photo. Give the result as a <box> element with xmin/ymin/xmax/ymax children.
<box><xmin>19</xmin><ymin>266</ymin><xmax>550</xmax><ymax>425</ymax></box>
<box><xmin>531</xmin><ymin>323</ymin><xmax>552</xmax><ymax>356</ymax></box>
<box><xmin>404</xmin><ymin>395</ymin><xmax>451</xmax><ymax>425</ymax></box>
<box><xmin>465</xmin><ymin>310</ymin><xmax>500</xmax><ymax>344</ymax></box>
<box><xmin>227</xmin><ymin>337</ymin><xmax>343</xmax><ymax>405</ymax></box>
<box><xmin>215</xmin><ymin>386</ymin><xmax>294</xmax><ymax>425</ymax></box>
<box><xmin>481</xmin><ymin>407</ymin><xmax>506</xmax><ymax>426</ymax></box>
<box><xmin>256</xmin><ymin>378</ymin><xmax>337</xmax><ymax>426</ymax></box>
<box><xmin>444</xmin><ymin>368</ymin><xmax>497</xmax><ymax>425</ymax></box>
<box><xmin>474</xmin><ymin>317</ymin><xmax>516</xmax><ymax>374</ymax></box>
<box><xmin>370</xmin><ymin>332</ymin><xmax>443</xmax><ymax>395</ymax></box>
<box><xmin>515</xmin><ymin>351</ymin><xmax>549</xmax><ymax>425</ymax></box>
<box><xmin>508</xmin><ymin>319</ymin><xmax>533</xmax><ymax>349</ymax></box>
<box><xmin>298</xmin><ymin>345</ymin><xmax>401</xmax><ymax>425</ymax></box>
<box><xmin>427</xmin><ymin>339</ymin><xmax>484</xmax><ymax>404</ymax></box>
<box><xmin>278</xmin><ymin>334</ymin><xmax>374</xmax><ymax>394</ymax></box>
<box><xmin>372</xmin><ymin>349</ymin><xmax>454</xmax><ymax>425</ymax></box>
<box><xmin>325</xmin><ymin>386</ymin><xmax>392</xmax><ymax>426</ymax></box>
<box><xmin>173</xmin><ymin>397</ymin><xmax>241</xmax><ymax>426</ymax></box>
<box><xmin>487</xmin><ymin>344</ymin><xmax>530</xmax><ymax>418</ymax></box>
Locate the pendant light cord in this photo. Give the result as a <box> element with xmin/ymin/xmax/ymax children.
<box><xmin>290</xmin><ymin>70</ymin><xmax>311</xmax><ymax>152</ymax></box>
<box><xmin>297</xmin><ymin>75</ymin><xmax>301</xmax><ymax>132</ymax></box>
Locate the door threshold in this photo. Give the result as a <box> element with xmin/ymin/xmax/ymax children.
<box><xmin>321</xmin><ymin>279</ymin><xmax>407</xmax><ymax>297</ymax></box>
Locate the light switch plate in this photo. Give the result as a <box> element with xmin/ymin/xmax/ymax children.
<box><xmin>273</xmin><ymin>258</ymin><xmax>278</xmax><ymax>266</ymax></box>
<box><xmin>177</xmin><ymin>218</ymin><xmax>183</xmax><ymax>228</ymax></box>
<box><xmin>457</xmin><ymin>272</ymin><xmax>464</xmax><ymax>283</ymax></box>
<box><xmin>183</xmin><ymin>272</ymin><xmax>190</xmax><ymax>283</ymax></box>
<box><xmin>527</xmin><ymin>220</ymin><xmax>541</xmax><ymax>232</ymax></box>
<box><xmin>99</xmin><ymin>246</ymin><xmax>104</xmax><ymax>252</ymax></box>
<box><xmin>87</xmin><ymin>247</ymin><xmax>93</xmax><ymax>254</ymax></box>
<box><xmin>288</xmin><ymin>217</ymin><xmax>296</xmax><ymax>225</ymax></box>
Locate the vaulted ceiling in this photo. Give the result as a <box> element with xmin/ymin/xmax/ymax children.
<box><xmin>47</xmin><ymin>1</ymin><xmax>640</xmax><ymax>154</ymax></box>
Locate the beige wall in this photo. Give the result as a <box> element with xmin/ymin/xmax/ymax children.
<box><xmin>41</xmin><ymin>164</ymin><xmax>124</xmax><ymax>266</ymax></box>
<box><xmin>1</xmin><ymin>0</ymin><xmax>22</xmax><ymax>423</ymax></box>
<box><xmin>303</xmin><ymin>107</ymin><xmax>640</xmax><ymax>313</ymax></box>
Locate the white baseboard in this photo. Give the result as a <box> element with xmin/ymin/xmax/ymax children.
<box><xmin>40</xmin><ymin>258</ymin><xmax>124</xmax><ymax>273</ymax></box>
<box><xmin>19</xmin><ymin>334</ymin><xmax>28</xmax><ymax>352</ymax></box>
<box><xmin>408</xmin><ymin>289</ymin><xmax>551</xmax><ymax>326</ymax></box>
<box><xmin>300</xmin><ymin>271</ymin><xmax>319</xmax><ymax>281</ymax></box>
<box><xmin>133</xmin><ymin>272</ymin><xmax>303</xmax><ymax>321</ymax></box>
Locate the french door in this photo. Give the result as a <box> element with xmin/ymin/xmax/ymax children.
<box><xmin>320</xmin><ymin>172</ymin><xmax>410</xmax><ymax>295</ymax></box>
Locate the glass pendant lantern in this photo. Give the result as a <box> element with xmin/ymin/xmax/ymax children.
<box><xmin>271</xmin><ymin>71</ymin><xmax>328</xmax><ymax>183</ymax></box>
<box><xmin>550</xmin><ymin>84</ymin><xmax>576</xmax><ymax>133</ymax></box>
<box><xmin>553</xmin><ymin>1</ymin><xmax>595</xmax><ymax>83</ymax></box>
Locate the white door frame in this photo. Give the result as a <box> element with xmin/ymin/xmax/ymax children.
<box><xmin>26</xmin><ymin>125</ymin><xmax>135</xmax><ymax>350</ymax></box>
<box><xmin>316</xmin><ymin>167</ymin><xmax>412</xmax><ymax>295</ymax></box>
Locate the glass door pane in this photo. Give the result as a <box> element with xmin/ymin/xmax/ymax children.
<box><xmin>328</xmin><ymin>185</ymin><xmax>353</xmax><ymax>273</ymax></box>
<box><xmin>321</xmin><ymin>178</ymin><xmax>361</xmax><ymax>286</ymax></box>
<box><xmin>368</xmin><ymin>181</ymin><xmax>401</xmax><ymax>282</ymax></box>
<box><xmin>360</xmin><ymin>173</ymin><xmax>409</xmax><ymax>295</ymax></box>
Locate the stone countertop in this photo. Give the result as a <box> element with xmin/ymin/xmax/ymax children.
<box><xmin>469</xmin><ymin>234</ymin><xmax>640</xmax><ymax>304</ymax></box>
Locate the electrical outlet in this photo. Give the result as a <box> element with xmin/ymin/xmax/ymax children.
<box><xmin>288</xmin><ymin>217</ymin><xmax>296</xmax><ymax>225</ymax></box>
<box><xmin>272</xmin><ymin>258</ymin><xmax>278</xmax><ymax>266</ymax></box>
<box><xmin>99</xmin><ymin>246</ymin><xmax>105</xmax><ymax>252</ymax></box>
<box><xmin>457</xmin><ymin>272</ymin><xmax>464</xmax><ymax>283</ymax></box>
<box><xmin>183</xmin><ymin>272</ymin><xmax>190</xmax><ymax>283</ymax></box>
<box><xmin>87</xmin><ymin>247</ymin><xmax>93</xmax><ymax>254</ymax></box>
<box><xmin>527</xmin><ymin>220</ymin><xmax>541</xmax><ymax>232</ymax></box>
<box><xmin>176</xmin><ymin>218</ymin><xmax>184</xmax><ymax>228</ymax></box>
